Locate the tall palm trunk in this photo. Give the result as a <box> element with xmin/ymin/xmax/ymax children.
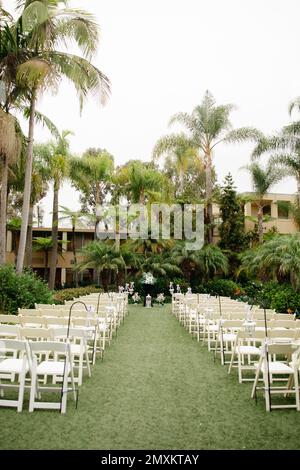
<box><xmin>93</xmin><ymin>218</ymin><xmax>100</xmax><ymax>284</ymax></box>
<box><xmin>0</xmin><ymin>154</ymin><xmax>8</xmax><ymax>265</ymax></box>
<box><xmin>26</xmin><ymin>203</ymin><xmax>33</xmax><ymax>267</ymax></box>
<box><xmin>16</xmin><ymin>91</ymin><xmax>37</xmax><ymax>273</ymax></box>
<box><xmin>49</xmin><ymin>180</ymin><xmax>59</xmax><ymax>289</ymax></box>
<box><xmin>205</xmin><ymin>153</ymin><xmax>213</xmax><ymax>244</ymax></box>
<box><xmin>93</xmin><ymin>186</ymin><xmax>101</xmax><ymax>284</ymax></box>
<box><xmin>72</xmin><ymin>225</ymin><xmax>78</xmax><ymax>287</ymax></box>
<box><xmin>257</xmin><ymin>204</ymin><xmax>264</xmax><ymax>244</ymax></box>
<box><xmin>297</xmin><ymin>176</ymin><xmax>300</xmax><ymax>207</ymax></box>
<box><xmin>44</xmin><ymin>249</ymin><xmax>49</xmax><ymax>281</ymax></box>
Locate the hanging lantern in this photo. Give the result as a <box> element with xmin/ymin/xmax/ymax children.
<box><xmin>243</xmin><ymin>320</ymin><xmax>256</xmax><ymax>336</ymax></box>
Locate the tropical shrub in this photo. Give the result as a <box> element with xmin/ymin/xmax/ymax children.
<box><xmin>198</xmin><ymin>279</ymin><xmax>244</xmax><ymax>298</ymax></box>
<box><xmin>238</xmin><ymin>281</ymin><xmax>300</xmax><ymax>313</ymax></box>
<box><xmin>0</xmin><ymin>265</ymin><xmax>53</xmax><ymax>315</ymax></box>
<box><xmin>240</xmin><ymin>234</ymin><xmax>300</xmax><ymax>291</ymax></box>
<box><xmin>53</xmin><ymin>286</ymin><xmax>102</xmax><ymax>304</ymax></box>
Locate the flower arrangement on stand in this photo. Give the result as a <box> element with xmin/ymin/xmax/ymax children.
<box><xmin>141</xmin><ymin>272</ymin><xmax>156</xmax><ymax>307</ymax></box>
<box><xmin>142</xmin><ymin>272</ymin><xmax>156</xmax><ymax>285</ymax></box>
<box><xmin>132</xmin><ymin>292</ymin><xmax>141</xmax><ymax>305</ymax></box>
<box><xmin>156</xmin><ymin>293</ymin><xmax>165</xmax><ymax>306</ymax></box>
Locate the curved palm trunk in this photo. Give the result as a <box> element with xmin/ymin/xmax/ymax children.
<box><xmin>16</xmin><ymin>91</ymin><xmax>37</xmax><ymax>273</ymax></box>
<box><xmin>0</xmin><ymin>154</ymin><xmax>8</xmax><ymax>265</ymax></box>
<box><xmin>257</xmin><ymin>204</ymin><xmax>264</xmax><ymax>244</ymax></box>
<box><xmin>205</xmin><ymin>153</ymin><xmax>213</xmax><ymax>244</ymax></box>
<box><xmin>26</xmin><ymin>203</ymin><xmax>33</xmax><ymax>267</ymax></box>
<box><xmin>48</xmin><ymin>181</ymin><xmax>59</xmax><ymax>290</ymax></box>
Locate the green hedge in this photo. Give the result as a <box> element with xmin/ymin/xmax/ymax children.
<box><xmin>196</xmin><ymin>278</ymin><xmax>300</xmax><ymax>313</ymax></box>
<box><xmin>53</xmin><ymin>286</ymin><xmax>102</xmax><ymax>304</ymax></box>
<box><xmin>198</xmin><ymin>279</ymin><xmax>243</xmax><ymax>298</ymax></box>
<box><xmin>0</xmin><ymin>265</ymin><xmax>53</xmax><ymax>315</ymax></box>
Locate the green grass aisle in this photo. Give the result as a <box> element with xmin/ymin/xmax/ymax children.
<box><xmin>1</xmin><ymin>305</ymin><xmax>300</xmax><ymax>449</ymax></box>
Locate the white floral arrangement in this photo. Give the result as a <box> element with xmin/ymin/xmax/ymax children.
<box><xmin>141</xmin><ymin>272</ymin><xmax>156</xmax><ymax>285</ymax></box>
<box><xmin>132</xmin><ymin>292</ymin><xmax>141</xmax><ymax>304</ymax></box>
<box><xmin>156</xmin><ymin>293</ymin><xmax>165</xmax><ymax>305</ymax></box>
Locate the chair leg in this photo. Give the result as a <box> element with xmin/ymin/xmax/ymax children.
<box><xmin>17</xmin><ymin>369</ymin><xmax>26</xmax><ymax>412</ymax></box>
<box><xmin>238</xmin><ymin>351</ymin><xmax>243</xmax><ymax>384</ymax></box>
<box><xmin>29</xmin><ymin>367</ymin><xmax>37</xmax><ymax>412</ymax></box>
<box><xmin>85</xmin><ymin>348</ymin><xmax>91</xmax><ymax>377</ymax></box>
<box><xmin>294</xmin><ymin>369</ymin><xmax>300</xmax><ymax>411</ymax></box>
<box><xmin>228</xmin><ymin>347</ymin><xmax>235</xmax><ymax>374</ymax></box>
<box><xmin>61</xmin><ymin>370</ymin><xmax>68</xmax><ymax>414</ymax></box>
<box><xmin>251</xmin><ymin>366</ymin><xmax>260</xmax><ymax>399</ymax></box>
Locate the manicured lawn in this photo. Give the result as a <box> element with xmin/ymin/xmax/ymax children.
<box><xmin>1</xmin><ymin>305</ymin><xmax>300</xmax><ymax>450</ymax></box>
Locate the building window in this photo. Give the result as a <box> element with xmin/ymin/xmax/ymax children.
<box><xmin>263</xmin><ymin>205</ymin><xmax>271</xmax><ymax>216</ymax></box>
<box><xmin>277</xmin><ymin>201</ymin><xmax>289</xmax><ymax>219</ymax></box>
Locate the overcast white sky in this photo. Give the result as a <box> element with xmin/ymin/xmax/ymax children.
<box><xmin>4</xmin><ymin>0</ymin><xmax>300</xmax><ymax>225</ymax></box>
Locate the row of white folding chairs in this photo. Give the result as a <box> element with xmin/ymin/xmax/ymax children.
<box><xmin>2</xmin><ymin>315</ymin><xmax>107</xmax><ymax>362</ymax></box>
<box><xmin>172</xmin><ymin>302</ymin><xmax>300</xmax><ymax>410</ymax></box>
<box><xmin>185</xmin><ymin>307</ymin><xmax>299</xmax><ymax>350</ymax></box>
<box><xmin>186</xmin><ymin>310</ymin><xmax>298</xmax><ymax>340</ymax></box>
<box><xmin>0</xmin><ymin>338</ymin><xmax>80</xmax><ymax>413</ymax></box>
<box><xmin>0</xmin><ymin>324</ymin><xmax>97</xmax><ymax>384</ymax></box>
<box><xmin>19</xmin><ymin>303</ymin><xmax>119</xmax><ymax>345</ymax></box>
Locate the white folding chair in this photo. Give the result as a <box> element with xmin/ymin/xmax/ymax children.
<box><xmin>28</xmin><ymin>341</ymin><xmax>76</xmax><ymax>413</ymax></box>
<box><xmin>228</xmin><ymin>330</ymin><xmax>265</xmax><ymax>383</ymax></box>
<box><xmin>251</xmin><ymin>342</ymin><xmax>300</xmax><ymax>411</ymax></box>
<box><xmin>51</xmin><ymin>327</ymin><xmax>91</xmax><ymax>386</ymax></box>
<box><xmin>0</xmin><ymin>339</ymin><xmax>29</xmax><ymax>412</ymax></box>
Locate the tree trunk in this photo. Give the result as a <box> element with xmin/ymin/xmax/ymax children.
<box><xmin>205</xmin><ymin>153</ymin><xmax>213</xmax><ymax>244</ymax></box>
<box><xmin>48</xmin><ymin>181</ymin><xmax>59</xmax><ymax>290</ymax></box>
<box><xmin>0</xmin><ymin>154</ymin><xmax>8</xmax><ymax>265</ymax></box>
<box><xmin>257</xmin><ymin>205</ymin><xmax>264</xmax><ymax>244</ymax></box>
<box><xmin>72</xmin><ymin>225</ymin><xmax>78</xmax><ymax>287</ymax></box>
<box><xmin>16</xmin><ymin>91</ymin><xmax>37</xmax><ymax>273</ymax></box>
<box><xmin>26</xmin><ymin>203</ymin><xmax>33</xmax><ymax>267</ymax></box>
<box><xmin>44</xmin><ymin>249</ymin><xmax>49</xmax><ymax>281</ymax></box>
<box><xmin>101</xmin><ymin>270</ymin><xmax>108</xmax><ymax>292</ymax></box>
<box><xmin>297</xmin><ymin>177</ymin><xmax>300</xmax><ymax>207</ymax></box>
<box><xmin>93</xmin><ymin>216</ymin><xmax>100</xmax><ymax>284</ymax></box>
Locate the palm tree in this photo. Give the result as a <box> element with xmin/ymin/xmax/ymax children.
<box><xmin>70</xmin><ymin>148</ymin><xmax>114</xmax><ymax>284</ymax></box>
<box><xmin>9</xmin><ymin>150</ymin><xmax>49</xmax><ymax>266</ymax></box>
<box><xmin>59</xmin><ymin>205</ymin><xmax>85</xmax><ymax>287</ymax></box>
<box><xmin>152</xmin><ymin>134</ymin><xmax>199</xmax><ymax>194</ymax></box>
<box><xmin>252</xmin><ymin>104</ymin><xmax>300</xmax><ymax>206</ymax></box>
<box><xmin>118</xmin><ymin>244</ymin><xmax>142</xmax><ymax>283</ymax></box>
<box><xmin>14</xmin><ymin>0</ymin><xmax>110</xmax><ymax>273</ymax></box>
<box><xmin>169</xmin><ymin>91</ymin><xmax>262</xmax><ymax>242</ymax></box>
<box><xmin>7</xmin><ymin>216</ymin><xmax>22</xmax><ymax>259</ymax></box>
<box><xmin>70</xmin><ymin>149</ymin><xmax>114</xmax><ymax>236</ymax></box>
<box><xmin>172</xmin><ymin>242</ymin><xmax>228</xmax><ymax>283</ymax></box>
<box><xmin>114</xmin><ymin>161</ymin><xmax>168</xmax><ymax>205</ymax></box>
<box><xmin>32</xmin><ymin>236</ymin><xmax>53</xmax><ymax>281</ymax></box>
<box><xmin>33</xmin><ymin>236</ymin><xmax>68</xmax><ymax>283</ymax></box>
<box><xmin>243</xmin><ymin>162</ymin><xmax>284</xmax><ymax>244</ymax></box>
<box><xmin>140</xmin><ymin>252</ymin><xmax>182</xmax><ymax>278</ymax></box>
<box><xmin>240</xmin><ymin>234</ymin><xmax>300</xmax><ymax>291</ymax></box>
<box><xmin>34</xmin><ymin>130</ymin><xmax>71</xmax><ymax>289</ymax></box>
<box><xmin>77</xmin><ymin>240</ymin><xmax>125</xmax><ymax>291</ymax></box>
<box><xmin>0</xmin><ymin>108</ymin><xmax>23</xmax><ymax>264</ymax></box>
